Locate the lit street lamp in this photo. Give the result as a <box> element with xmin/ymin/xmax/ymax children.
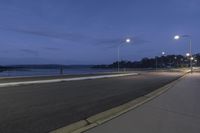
<box><xmin>155</xmin><ymin>51</ymin><xmax>166</xmax><ymax>70</ymax></box>
<box><xmin>174</xmin><ymin>35</ymin><xmax>180</xmax><ymax>40</ymax></box>
<box><xmin>174</xmin><ymin>56</ymin><xmax>178</xmax><ymax>68</ymax></box>
<box><xmin>174</xmin><ymin>35</ymin><xmax>193</xmax><ymax>72</ymax></box>
<box><xmin>186</xmin><ymin>53</ymin><xmax>190</xmax><ymax>57</ymax></box>
<box><xmin>117</xmin><ymin>38</ymin><xmax>131</xmax><ymax>72</ymax></box>
<box><xmin>194</xmin><ymin>59</ymin><xmax>198</xmax><ymax>67</ymax></box>
<box><xmin>126</xmin><ymin>38</ymin><xmax>131</xmax><ymax>43</ymax></box>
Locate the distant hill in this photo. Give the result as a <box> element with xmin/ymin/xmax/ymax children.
<box><xmin>0</xmin><ymin>65</ymin><xmax>14</xmax><ymax>72</ymax></box>
<box><xmin>0</xmin><ymin>64</ymin><xmax>94</xmax><ymax>72</ymax></box>
<box><xmin>4</xmin><ymin>64</ymin><xmax>94</xmax><ymax>69</ymax></box>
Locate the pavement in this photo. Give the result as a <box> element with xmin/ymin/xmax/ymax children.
<box><xmin>85</xmin><ymin>72</ymin><xmax>200</xmax><ymax>133</ymax></box>
<box><xmin>0</xmin><ymin>71</ymin><xmax>182</xmax><ymax>133</ymax></box>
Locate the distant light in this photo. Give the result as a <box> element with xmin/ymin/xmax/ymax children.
<box><xmin>174</xmin><ymin>35</ymin><xmax>180</xmax><ymax>40</ymax></box>
<box><xmin>186</xmin><ymin>53</ymin><xmax>190</xmax><ymax>57</ymax></box>
<box><xmin>162</xmin><ymin>52</ymin><xmax>165</xmax><ymax>55</ymax></box>
<box><xmin>190</xmin><ymin>57</ymin><xmax>194</xmax><ymax>60</ymax></box>
<box><xmin>125</xmin><ymin>38</ymin><xmax>131</xmax><ymax>43</ymax></box>
<box><xmin>195</xmin><ymin>60</ymin><xmax>197</xmax><ymax>62</ymax></box>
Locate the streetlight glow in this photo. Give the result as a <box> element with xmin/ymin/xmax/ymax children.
<box><xmin>186</xmin><ymin>53</ymin><xmax>190</xmax><ymax>57</ymax></box>
<box><xmin>125</xmin><ymin>38</ymin><xmax>131</xmax><ymax>43</ymax></box>
<box><xmin>174</xmin><ymin>35</ymin><xmax>180</xmax><ymax>40</ymax></box>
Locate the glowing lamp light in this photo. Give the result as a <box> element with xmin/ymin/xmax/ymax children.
<box><xmin>186</xmin><ymin>53</ymin><xmax>190</xmax><ymax>57</ymax></box>
<box><xmin>125</xmin><ymin>38</ymin><xmax>131</xmax><ymax>43</ymax></box>
<box><xmin>174</xmin><ymin>35</ymin><xmax>180</xmax><ymax>40</ymax></box>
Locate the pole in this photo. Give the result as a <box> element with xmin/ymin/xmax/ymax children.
<box><xmin>190</xmin><ymin>39</ymin><xmax>192</xmax><ymax>73</ymax></box>
<box><xmin>155</xmin><ymin>56</ymin><xmax>157</xmax><ymax>71</ymax></box>
<box><xmin>117</xmin><ymin>38</ymin><xmax>130</xmax><ymax>72</ymax></box>
<box><xmin>117</xmin><ymin>45</ymin><xmax>120</xmax><ymax>72</ymax></box>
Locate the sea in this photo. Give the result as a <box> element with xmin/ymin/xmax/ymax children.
<box><xmin>0</xmin><ymin>68</ymin><xmax>116</xmax><ymax>77</ymax></box>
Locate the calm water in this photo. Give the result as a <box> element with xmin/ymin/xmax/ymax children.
<box><xmin>0</xmin><ymin>68</ymin><xmax>116</xmax><ymax>77</ymax></box>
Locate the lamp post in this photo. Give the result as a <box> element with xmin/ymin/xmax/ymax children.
<box><xmin>117</xmin><ymin>38</ymin><xmax>131</xmax><ymax>72</ymax></box>
<box><xmin>161</xmin><ymin>51</ymin><xmax>165</xmax><ymax>68</ymax></box>
<box><xmin>186</xmin><ymin>53</ymin><xmax>190</xmax><ymax>68</ymax></box>
<box><xmin>194</xmin><ymin>59</ymin><xmax>198</xmax><ymax>67</ymax></box>
<box><xmin>174</xmin><ymin>35</ymin><xmax>193</xmax><ymax>72</ymax></box>
<box><xmin>155</xmin><ymin>52</ymin><xmax>166</xmax><ymax>71</ymax></box>
<box><xmin>174</xmin><ymin>56</ymin><xmax>179</xmax><ymax>68</ymax></box>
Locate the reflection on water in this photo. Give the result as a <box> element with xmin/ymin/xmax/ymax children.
<box><xmin>0</xmin><ymin>68</ymin><xmax>115</xmax><ymax>77</ymax></box>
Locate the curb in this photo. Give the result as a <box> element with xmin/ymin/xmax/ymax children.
<box><xmin>50</xmin><ymin>72</ymin><xmax>188</xmax><ymax>133</ymax></box>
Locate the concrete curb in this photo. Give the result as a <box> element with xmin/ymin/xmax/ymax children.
<box><xmin>50</xmin><ymin>72</ymin><xmax>188</xmax><ymax>133</ymax></box>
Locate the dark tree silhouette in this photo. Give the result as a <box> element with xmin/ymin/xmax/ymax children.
<box><xmin>93</xmin><ymin>54</ymin><xmax>200</xmax><ymax>69</ymax></box>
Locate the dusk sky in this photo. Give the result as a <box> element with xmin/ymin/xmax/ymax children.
<box><xmin>0</xmin><ymin>0</ymin><xmax>200</xmax><ymax>65</ymax></box>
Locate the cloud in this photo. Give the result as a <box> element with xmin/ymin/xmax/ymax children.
<box><xmin>0</xmin><ymin>26</ymin><xmax>92</xmax><ymax>43</ymax></box>
<box><xmin>94</xmin><ymin>36</ymin><xmax>150</xmax><ymax>48</ymax></box>
<box><xmin>43</xmin><ymin>47</ymin><xmax>61</xmax><ymax>51</ymax></box>
<box><xmin>20</xmin><ymin>49</ymin><xmax>39</xmax><ymax>56</ymax></box>
<box><xmin>0</xmin><ymin>27</ymin><xmax>150</xmax><ymax>49</ymax></box>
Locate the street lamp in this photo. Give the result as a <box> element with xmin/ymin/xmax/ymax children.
<box><xmin>126</xmin><ymin>38</ymin><xmax>131</xmax><ymax>43</ymax></box>
<box><xmin>174</xmin><ymin>35</ymin><xmax>193</xmax><ymax>72</ymax></box>
<box><xmin>194</xmin><ymin>59</ymin><xmax>198</xmax><ymax>67</ymax></box>
<box><xmin>174</xmin><ymin>56</ymin><xmax>178</xmax><ymax>68</ymax></box>
<box><xmin>117</xmin><ymin>38</ymin><xmax>131</xmax><ymax>72</ymax></box>
<box><xmin>174</xmin><ymin>35</ymin><xmax>180</xmax><ymax>40</ymax></box>
<box><xmin>155</xmin><ymin>51</ymin><xmax>166</xmax><ymax>70</ymax></box>
<box><xmin>186</xmin><ymin>53</ymin><xmax>190</xmax><ymax>57</ymax></box>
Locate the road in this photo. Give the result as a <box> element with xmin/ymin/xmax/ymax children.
<box><xmin>86</xmin><ymin>72</ymin><xmax>200</xmax><ymax>133</ymax></box>
<box><xmin>0</xmin><ymin>73</ymin><xmax>124</xmax><ymax>83</ymax></box>
<box><xmin>0</xmin><ymin>72</ymin><xmax>182</xmax><ymax>133</ymax></box>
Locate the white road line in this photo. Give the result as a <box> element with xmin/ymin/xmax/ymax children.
<box><xmin>0</xmin><ymin>73</ymin><xmax>138</xmax><ymax>88</ymax></box>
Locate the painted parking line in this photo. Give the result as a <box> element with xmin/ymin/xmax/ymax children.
<box><xmin>0</xmin><ymin>73</ymin><xmax>138</xmax><ymax>88</ymax></box>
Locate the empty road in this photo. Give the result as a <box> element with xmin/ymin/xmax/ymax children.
<box><xmin>0</xmin><ymin>72</ymin><xmax>183</xmax><ymax>133</ymax></box>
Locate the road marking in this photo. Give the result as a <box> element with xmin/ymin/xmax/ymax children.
<box><xmin>0</xmin><ymin>73</ymin><xmax>138</xmax><ymax>88</ymax></box>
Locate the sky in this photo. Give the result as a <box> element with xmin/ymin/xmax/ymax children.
<box><xmin>0</xmin><ymin>0</ymin><xmax>200</xmax><ymax>65</ymax></box>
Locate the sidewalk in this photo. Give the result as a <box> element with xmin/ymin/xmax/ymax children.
<box><xmin>86</xmin><ymin>73</ymin><xmax>200</xmax><ymax>133</ymax></box>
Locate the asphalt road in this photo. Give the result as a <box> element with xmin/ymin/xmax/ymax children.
<box><xmin>0</xmin><ymin>72</ymin><xmax>183</xmax><ymax>133</ymax></box>
<box><xmin>0</xmin><ymin>72</ymin><xmax>122</xmax><ymax>83</ymax></box>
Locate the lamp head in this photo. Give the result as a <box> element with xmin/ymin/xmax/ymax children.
<box><xmin>174</xmin><ymin>35</ymin><xmax>180</xmax><ymax>40</ymax></box>
<box><xmin>125</xmin><ymin>38</ymin><xmax>131</xmax><ymax>43</ymax></box>
<box><xmin>186</xmin><ymin>53</ymin><xmax>190</xmax><ymax>57</ymax></box>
